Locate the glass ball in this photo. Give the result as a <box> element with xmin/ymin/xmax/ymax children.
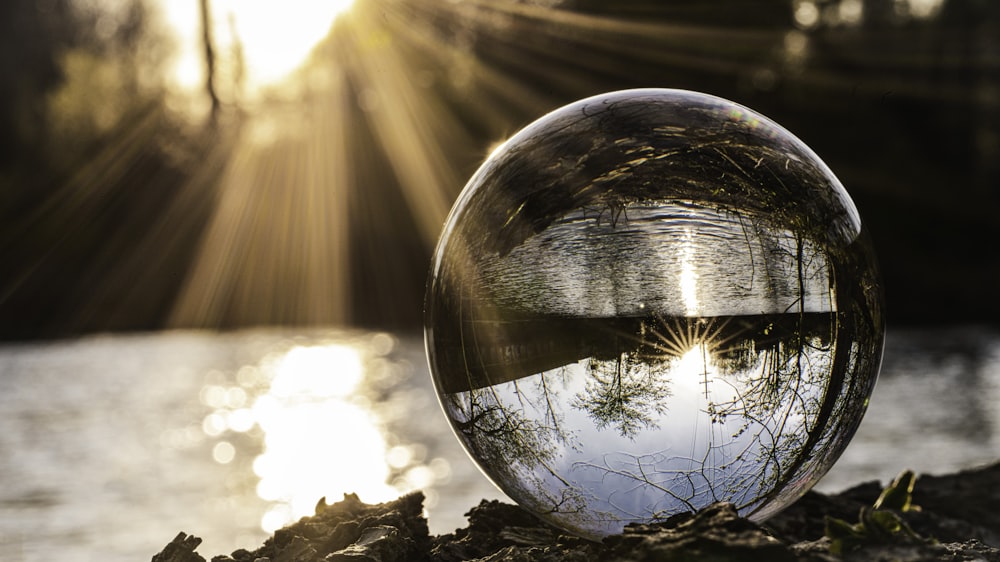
<box><xmin>424</xmin><ymin>89</ymin><xmax>884</xmax><ymax>539</ymax></box>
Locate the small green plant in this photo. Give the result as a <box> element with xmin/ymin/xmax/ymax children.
<box><xmin>824</xmin><ymin>470</ymin><xmax>935</xmax><ymax>555</ymax></box>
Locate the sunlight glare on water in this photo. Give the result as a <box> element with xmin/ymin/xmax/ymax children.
<box><xmin>252</xmin><ymin>344</ymin><xmax>396</xmax><ymax>532</ymax></box>
<box><xmin>176</xmin><ymin>331</ymin><xmax>462</xmax><ymax>554</ymax></box>
<box><xmin>678</xmin><ymin>228</ymin><xmax>700</xmax><ymax>317</ymax></box>
<box><xmin>0</xmin><ymin>328</ymin><xmax>995</xmax><ymax>560</ymax></box>
<box><xmin>269</xmin><ymin>345</ymin><xmax>363</xmax><ymax>398</ymax></box>
<box><xmin>203</xmin><ymin>343</ymin><xmax>400</xmax><ymax>534</ymax></box>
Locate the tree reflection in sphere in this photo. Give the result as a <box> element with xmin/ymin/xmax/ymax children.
<box><xmin>424</xmin><ymin>89</ymin><xmax>884</xmax><ymax>540</ymax></box>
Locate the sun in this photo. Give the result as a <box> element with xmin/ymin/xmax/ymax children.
<box><xmin>160</xmin><ymin>0</ymin><xmax>355</xmax><ymax>98</ymax></box>
<box><xmin>219</xmin><ymin>0</ymin><xmax>355</xmax><ymax>87</ymax></box>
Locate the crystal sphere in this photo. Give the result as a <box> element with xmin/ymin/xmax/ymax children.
<box><xmin>424</xmin><ymin>89</ymin><xmax>884</xmax><ymax>539</ymax></box>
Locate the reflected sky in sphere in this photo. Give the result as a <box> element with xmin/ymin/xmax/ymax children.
<box><xmin>425</xmin><ymin>89</ymin><xmax>885</xmax><ymax>539</ymax></box>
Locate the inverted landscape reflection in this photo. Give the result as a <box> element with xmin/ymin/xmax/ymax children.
<box><xmin>438</xmin><ymin>312</ymin><xmax>861</xmax><ymax>538</ymax></box>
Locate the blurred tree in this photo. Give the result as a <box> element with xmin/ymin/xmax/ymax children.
<box><xmin>0</xmin><ymin>0</ymin><xmax>232</xmax><ymax>339</ymax></box>
<box><xmin>0</xmin><ymin>0</ymin><xmax>997</xmax><ymax>339</ymax></box>
<box><xmin>0</xmin><ymin>0</ymin><xmax>76</xmax><ymax>196</ymax></box>
<box><xmin>199</xmin><ymin>0</ymin><xmax>220</xmax><ymax>120</ymax></box>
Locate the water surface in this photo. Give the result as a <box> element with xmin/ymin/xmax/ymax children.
<box><xmin>0</xmin><ymin>326</ymin><xmax>996</xmax><ymax>561</ymax></box>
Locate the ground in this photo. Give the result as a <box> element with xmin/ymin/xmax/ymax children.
<box><xmin>154</xmin><ymin>462</ymin><xmax>1000</xmax><ymax>562</ymax></box>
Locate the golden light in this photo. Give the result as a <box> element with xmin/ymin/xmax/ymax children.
<box><xmin>193</xmin><ymin>337</ymin><xmax>455</xmax><ymax>542</ymax></box>
<box><xmin>158</xmin><ymin>0</ymin><xmax>203</xmax><ymax>93</ymax></box>
<box><xmin>158</xmin><ymin>0</ymin><xmax>355</xmax><ymax>97</ymax></box>
<box><xmin>250</xmin><ymin>344</ymin><xmax>397</xmax><ymax>533</ymax></box>
<box><xmin>679</xmin><ymin>229</ymin><xmax>700</xmax><ymax>317</ymax></box>
<box><xmin>216</xmin><ymin>0</ymin><xmax>355</xmax><ymax>88</ymax></box>
<box><xmin>270</xmin><ymin>345</ymin><xmax>363</xmax><ymax>399</ymax></box>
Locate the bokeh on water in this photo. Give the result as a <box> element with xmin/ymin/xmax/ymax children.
<box><xmin>0</xmin><ymin>327</ymin><xmax>997</xmax><ymax>560</ymax></box>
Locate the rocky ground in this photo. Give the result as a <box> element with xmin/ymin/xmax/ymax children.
<box><xmin>154</xmin><ymin>462</ymin><xmax>1000</xmax><ymax>562</ymax></box>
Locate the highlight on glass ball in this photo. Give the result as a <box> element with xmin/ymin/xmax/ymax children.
<box><xmin>424</xmin><ymin>89</ymin><xmax>885</xmax><ymax>539</ymax></box>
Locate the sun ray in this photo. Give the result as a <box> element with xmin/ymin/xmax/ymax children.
<box><xmin>170</xmin><ymin>73</ymin><xmax>353</xmax><ymax>328</ymax></box>
<box><xmin>0</xmin><ymin>105</ymin><xmax>229</xmax><ymax>333</ymax></box>
<box><xmin>406</xmin><ymin>0</ymin><xmax>781</xmax><ymax>88</ymax></box>
<box><xmin>337</xmin><ymin>6</ymin><xmax>472</xmax><ymax>246</ymax></box>
<box><xmin>159</xmin><ymin>0</ymin><xmax>811</xmax><ymax>330</ymax></box>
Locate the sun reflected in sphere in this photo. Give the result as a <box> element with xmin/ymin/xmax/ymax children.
<box><xmin>678</xmin><ymin>229</ymin><xmax>700</xmax><ymax>317</ymax></box>
<box><xmin>425</xmin><ymin>89</ymin><xmax>884</xmax><ymax>539</ymax></box>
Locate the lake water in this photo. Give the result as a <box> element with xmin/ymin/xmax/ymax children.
<box><xmin>0</xmin><ymin>326</ymin><xmax>997</xmax><ymax>561</ymax></box>
<box><xmin>473</xmin><ymin>203</ymin><xmax>837</xmax><ymax>319</ymax></box>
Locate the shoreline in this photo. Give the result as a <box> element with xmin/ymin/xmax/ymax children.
<box><xmin>154</xmin><ymin>462</ymin><xmax>1000</xmax><ymax>561</ymax></box>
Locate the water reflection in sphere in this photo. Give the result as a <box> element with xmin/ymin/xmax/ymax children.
<box><xmin>424</xmin><ymin>89</ymin><xmax>884</xmax><ymax>539</ymax></box>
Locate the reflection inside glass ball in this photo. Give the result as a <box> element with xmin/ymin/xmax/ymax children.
<box><xmin>424</xmin><ymin>89</ymin><xmax>884</xmax><ymax>539</ymax></box>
